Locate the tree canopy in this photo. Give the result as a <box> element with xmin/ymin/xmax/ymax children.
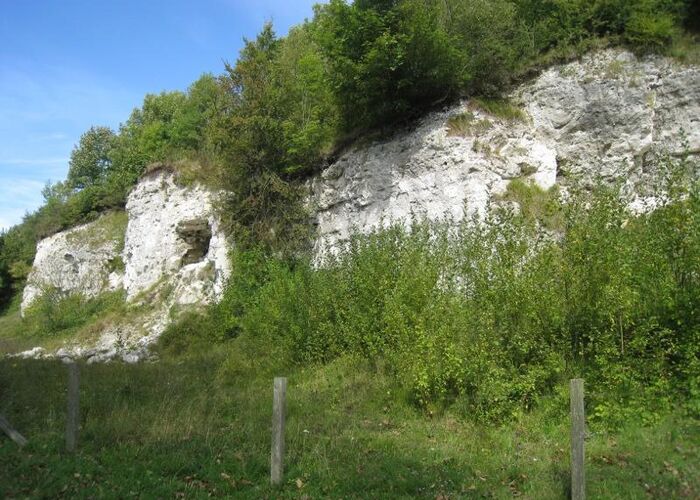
<box><xmin>67</xmin><ymin>126</ymin><xmax>116</xmax><ymax>189</ymax></box>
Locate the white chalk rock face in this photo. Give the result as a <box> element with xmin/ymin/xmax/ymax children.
<box><xmin>122</xmin><ymin>168</ymin><xmax>231</xmax><ymax>306</ymax></box>
<box><xmin>520</xmin><ymin>50</ymin><xmax>700</xmax><ymax>182</ymax></box>
<box><xmin>17</xmin><ymin>168</ymin><xmax>232</xmax><ymax>361</ymax></box>
<box><xmin>21</xmin><ymin>212</ymin><xmax>127</xmax><ymax>314</ymax></box>
<box><xmin>311</xmin><ymin>49</ymin><xmax>700</xmax><ymax>254</ymax></box>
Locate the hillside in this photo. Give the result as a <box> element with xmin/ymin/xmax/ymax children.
<box><xmin>1</xmin><ymin>1</ymin><xmax>700</xmax><ymax>497</ymax></box>
<box><xmin>3</xmin><ymin>47</ymin><xmax>698</xmax><ymax>363</ymax></box>
<box><xmin>0</xmin><ymin>48</ymin><xmax>697</xmax><ymax>497</ymax></box>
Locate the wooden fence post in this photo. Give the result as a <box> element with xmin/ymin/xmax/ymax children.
<box><xmin>570</xmin><ymin>378</ymin><xmax>585</xmax><ymax>500</ymax></box>
<box><xmin>271</xmin><ymin>377</ymin><xmax>287</xmax><ymax>486</ymax></box>
<box><xmin>0</xmin><ymin>414</ymin><xmax>28</xmax><ymax>447</ymax></box>
<box><xmin>66</xmin><ymin>362</ymin><xmax>80</xmax><ymax>453</ymax></box>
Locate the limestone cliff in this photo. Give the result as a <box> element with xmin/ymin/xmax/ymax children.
<box><xmin>16</xmin><ymin>49</ymin><xmax>699</xmax><ymax>361</ymax></box>
<box><xmin>21</xmin><ymin>211</ymin><xmax>127</xmax><ymax>313</ymax></box>
<box><xmin>311</xmin><ymin>49</ymin><xmax>700</xmax><ymax>253</ymax></box>
<box><xmin>18</xmin><ymin>168</ymin><xmax>232</xmax><ymax>362</ymax></box>
<box><xmin>122</xmin><ymin>167</ymin><xmax>230</xmax><ymax>306</ymax></box>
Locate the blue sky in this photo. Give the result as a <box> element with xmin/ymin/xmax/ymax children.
<box><xmin>0</xmin><ymin>0</ymin><xmax>320</xmax><ymax>231</ymax></box>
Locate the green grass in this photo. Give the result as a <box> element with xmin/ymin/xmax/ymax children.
<box><xmin>0</xmin><ymin>348</ymin><xmax>697</xmax><ymax>499</ymax></box>
<box><xmin>0</xmin><ymin>290</ymin><xmax>158</xmax><ymax>357</ymax></box>
<box><xmin>446</xmin><ymin>98</ymin><xmax>526</xmax><ymax>138</ymax></box>
<box><xmin>446</xmin><ymin>112</ymin><xmax>493</xmax><ymax>137</ymax></box>
<box><xmin>65</xmin><ymin>210</ymin><xmax>127</xmax><ymax>251</ymax></box>
<box><xmin>471</xmin><ymin>98</ymin><xmax>526</xmax><ymax>122</ymax></box>
<box><xmin>603</xmin><ymin>59</ymin><xmax>627</xmax><ymax>79</ymax></box>
<box><xmin>499</xmin><ymin>179</ymin><xmax>564</xmax><ymax>230</ymax></box>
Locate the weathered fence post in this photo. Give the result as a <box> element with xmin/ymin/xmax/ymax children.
<box><xmin>66</xmin><ymin>362</ymin><xmax>80</xmax><ymax>453</ymax></box>
<box><xmin>0</xmin><ymin>414</ymin><xmax>28</xmax><ymax>447</ymax></box>
<box><xmin>570</xmin><ymin>378</ymin><xmax>585</xmax><ymax>500</ymax></box>
<box><xmin>271</xmin><ymin>377</ymin><xmax>287</xmax><ymax>486</ymax></box>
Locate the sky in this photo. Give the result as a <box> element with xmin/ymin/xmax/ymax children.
<box><xmin>0</xmin><ymin>0</ymin><xmax>320</xmax><ymax>231</ymax></box>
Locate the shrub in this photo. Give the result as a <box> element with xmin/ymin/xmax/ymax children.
<box><xmin>313</xmin><ymin>0</ymin><xmax>461</xmax><ymax>131</ymax></box>
<box><xmin>23</xmin><ymin>289</ymin><xmax>125</xmax><ymax>338</ymax></box>
<box><xmin>500</xmin><ymin>179</ymin><xmax>563</xmax><ymax>230</ymax></box>
<box><xmin>214</xmin><ymin>155</ymin><xmax>700</xmax><ymax>426</ymax></box>
<box><xmin>625</xmin><ymin>11</ymin><xmax>677</xmax><ymax>50</ymax></box>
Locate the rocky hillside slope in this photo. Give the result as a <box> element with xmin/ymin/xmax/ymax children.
<box><xmin>16</xmin><ymin>49</ymin><xmax>700</xmax><ymax>361</ymax></box>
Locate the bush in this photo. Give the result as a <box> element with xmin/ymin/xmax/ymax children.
<box><xmin>213</xmin><ymin>155</ymin><xmax>700</xmax><ymax>426</ymax></box>
<box><xmin>313</xmin><ymin>0</ymin><xmax>461</xmax><ymax>131</ymax></box>
<box><xmin>448</xmin><ymin>0</ymin><xmax>532</xmax><ymax>95</ymax></box>
<box><xmin>625</xmin><ymin>11</ymin><xmax>677</xmax><ymax>50</ymax></box>
<box><xmin>500</xmin><ymin>179</ymin><xmax>563</xmax><ymax>230</ymax></box>
<box><xmin>23</xmin><ymin>289</ymin><xmax>125</xmax><ymax>338</ymax></box>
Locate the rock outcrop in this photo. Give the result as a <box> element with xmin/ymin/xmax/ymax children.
<box><xmin>21</xmin><ymin>168</ymin><xmax>231</xmax><ymax>318</ymax></box>
<box><xmin>18</xmin><ymin>168</ymin><xmax>232</xmax><ymax>362</ymax></box>
<box><xmin>311</xmin><ymin>49</ymin><xmax>700</xmax><ymax>254</ymax></box>
<box><xmin>122</xmin><ymin>167</ymin><xmax>230</xmax><ymax>306</ymax></box>
<box><xmin>21</xmin><ymin>212</ymin><xmax>127</xmax><ymax>313</ymax></box>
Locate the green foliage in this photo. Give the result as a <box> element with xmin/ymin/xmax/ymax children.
<box><xmin>23</xmin><ymin>289</ymin><xmax>125</xmax><ymax>339</ymax></box>
<box><xmin>311</xmin><ymin>0</ymin><xmax>692</xmax><ymax>134</ymax></box>
<box><xmin>0</xmin><ymin>218</ymin><xmax>42</xmax><ymax>308</ymax></box>
<box><xmin>446</xmin><ymin>0</ymin><xmax>532</xmax><ymax>95</ymax></box>
<box><xmin>514</xmin><ymin>0</ymin><xmax>690</xmax><ymax>53</ymax></box>
<box><xmin>313</xmin><ymin>0</ymin><xmax>461</xmax><ymax>131</ymax></box>
<box><xmin>67</xmin><ymin>126</ymin><xmax>116</xmax><ymax>189</ymax></box>
<box><xmin>97</xmin><ymin>75</ymin><xmax>223</xmax><ymax>202</ymax></box>
<box><xmin>625</xmin><ymin>9</ymin><xmax>677</xmax><ymax>50</ymax></box>
<box><xmin>110</xmin><ymin>76</ymin><xmax>221</xmax><ymax>181</ymax></box>
<box><xmin>216</xmin><ymin>24</ymin><xmax>337</xmax><ymax>176</ymax></box>
<box><xmin>158</xmin><ymin>311</ymin><xmax>220</xmax><ymax>356</ymax></box>
<box><xmin>212</xmin><ymin>156</ymin><xmax>700</xmax><ymax>425</ymax></box>
<box><xmin>501</xmin><ymin>179</ymin><xmax>563</xmax><ymax>230</ymax></box>
<box><xmin>213</xmin><ymin>23</ymin><xmax>335</xmax><ymax>253</ymax></box>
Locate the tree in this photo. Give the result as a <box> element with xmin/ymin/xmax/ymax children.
<box><xmin>313</xmin><ymin>0</ymin><xmax>461</xmax><ymax>131</ymax></box>
<box><xmin>213</xmin><ymin>23</ymin><xmax>335</xmax><ymax>254</ymax></box>
<box><xmin>172</xmin><ymin>74</ymin><xmax>222</xmax><ymax>154</ymax></box>
<box><xmin>66</xmin><ymin>126</ymin><xmax>116</xmax><ymax>189</ymax></box>
<box><xmin>447</xmin><ymin>0</ymin><xmax>531</xmax><ymax>95</ymax></box>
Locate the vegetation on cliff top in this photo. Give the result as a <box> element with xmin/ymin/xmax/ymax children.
<box><xmin>1</xmin><ymin>0</ymin><xmax>698</xmax><ymax>307</ymax></box>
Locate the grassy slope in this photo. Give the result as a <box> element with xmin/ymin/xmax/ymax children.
<box><xmin>0</xmin><ymin>346</ymin><xmax>697</xmax><ymax>499</ymax></box>
<box><xmin>0</xmin><ymin>291</ymin><xmax>135</xmax><ymax>358</ymax></box>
